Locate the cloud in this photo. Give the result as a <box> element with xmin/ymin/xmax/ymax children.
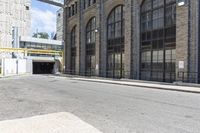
<box><xmin>31</xmin><ymin>7</ymin><xmax>57</xmax><ymax>35</ymax></box>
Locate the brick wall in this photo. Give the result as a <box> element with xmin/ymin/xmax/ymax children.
<box><xmin>63</xmin><ymin>0</ymin><xmax>200</xmax><ymax>82</ymax></box>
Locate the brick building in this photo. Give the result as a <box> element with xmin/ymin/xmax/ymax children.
<box><xmin>63</xmin><ymin>0</ymin><xmax>200</xmax><ymax>83</ymax></box>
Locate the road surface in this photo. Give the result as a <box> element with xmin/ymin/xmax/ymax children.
<box><xmin>0</xmin><ymin>75</ymin><xmax>199</xmax><ymax>133</ymax></box>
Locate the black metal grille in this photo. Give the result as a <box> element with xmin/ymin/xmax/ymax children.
<box><xmin>178</xmin><ymin>72</ymin><xmax>199</xmax><ymax>84</ymax></box>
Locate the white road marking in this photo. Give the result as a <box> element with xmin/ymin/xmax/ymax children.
<box><xmin>0</xmin><ymin>112</ymin><xmax>103</xmax><ymax>133</ymax></box>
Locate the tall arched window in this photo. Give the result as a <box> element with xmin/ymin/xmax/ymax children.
<box><xmin>107</xmin><ymin>5</ymin><xmax>124</xmax><ymax>78</ymax></box>
<box><xmin>86</xmin><ymin>17</ymin><xmax>96</xmax><ymax>75</ymax></box>
<box><xmin>140</xmin><ymin>0</ymin><xmax>176</xmax><ymax>82</ymax></box>
<box><xmin>70</xmin><ymin>26</ymin><xmax>76</xmax><ymax>74</ymax></box>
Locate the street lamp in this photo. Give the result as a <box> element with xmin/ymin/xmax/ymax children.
<box><xmin>177</xmin><ymin>0</ymin><xmax>186</xmax><ymax>6</ymax></box>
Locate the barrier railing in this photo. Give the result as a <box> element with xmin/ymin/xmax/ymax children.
<box><xmin>64</xmin><ymin>69</ymin><xmax>128</xmax><ymax>79</ymax></box>
<box><xmin>0</xmin><ymin>48</ymin><xmax>63</xmax><ymax>56</ymax></box>
<box><xmin>140</xmin><ymin>70</ymin><xmax>176</xmax><ymax>83</ymax></box>
<box><xmin>64</xmin><ymin>69</ymin><xmax>200</xmax><ymax>84</ymax></box>
<box><xmin>178</xmin><ymin>72</ymin><xmax>200</xmax><ymax>84</ymax></box>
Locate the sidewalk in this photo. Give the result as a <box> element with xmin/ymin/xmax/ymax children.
<box><xmin>0</xmin><ymin>112</ymin><xmax>102</xmax><ymax>133</ymax></box>
<box><xmin>57</xmin><ymin>74</ymin><xmax>200</xmax><ymax>94</ymax></box>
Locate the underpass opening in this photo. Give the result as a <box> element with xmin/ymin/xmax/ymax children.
<box><xmin>33</xmin><ymin>61</ymin><xmax>55</xmax><ymax>74</ymax></box>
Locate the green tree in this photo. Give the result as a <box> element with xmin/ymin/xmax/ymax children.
<box><xmin>32</xmin><ymin>32</ymin><xmax>49</xmax><ymax>39</ymax></box>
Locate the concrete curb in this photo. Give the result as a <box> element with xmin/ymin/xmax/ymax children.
<box><xmin>74</xmin><ymin>78</ymin><xmax>200</xmax><ymax>94</ymax></box>
<box><xmin>55</xmin><ymin>74</ymin><xmax>200</xmax><ymax>94</ymax></box>
<box><xmin>0</xmin><ymin>74</ymin><xmax>32</xmax><ymax>79</ymax></box>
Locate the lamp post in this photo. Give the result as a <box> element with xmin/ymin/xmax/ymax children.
<box><xmin>177</xmin><ymin>0</ymin><xmax>186</xmax><ymax>7</ymax></box>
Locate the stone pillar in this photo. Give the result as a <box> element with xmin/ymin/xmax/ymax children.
<box><xmin>79</xmin><ymin>0</ymin><xmax>86</xmax><ymax>75</ymax></box>
<box><xmin>94</xmin><ymin>2</ymin><xmax>101</xmax><ymax>76</ymax></box>
<box><xmin>63</xmin><ymin>6</ymin><xmax>71</xmax><ymax>73</ymax></box>
<box><xmin>100</xmin><ymin>2</ymin><xmax>107</xmax><ymax>77</ymax></box>
<box><xmin>124</xmin><ymin>0</ymin><xmax>132</xmax><ymax>78</ymax></box>
<box><xmin>198</xmin><ymin>1</ymin><xmax>200</xmax><ymax>83</ymax></box>
<box><xmin>63</xmin><ymin>6</ymin><xmax>66</xmax><ymax>72</ymax></box>
<box><xmin>75</xmin><ymin>2</ymin><xmax>80</xmax><ymax>75</ymax></box>
<box><xmin>176</xmin><ymin>4</ymin><xmax>189</xmax><ymax>81</ymax></box>
<box><xmin>188</xmin><ymin>0</ymin><xmax>200</xmax><ymax>83</ymax></box>
<box><xmin>132</xmin><ymin>0</ymin><xmax>140</xmax><ymax>79</ymax></box>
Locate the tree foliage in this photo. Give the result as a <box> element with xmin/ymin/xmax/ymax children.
<box><xmin>32</xmin><ymin>32</ymin><xmax>49</xmax><ymax>39</ymax></box>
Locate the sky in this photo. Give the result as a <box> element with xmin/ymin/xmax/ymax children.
<box><xmin>31</xmin><ymin>0</ymin><xmax>60</xmax><ymax>36</ymax></box>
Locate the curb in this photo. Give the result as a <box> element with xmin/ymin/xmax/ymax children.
<box><xmin>74</xmin><ymin>78</ymin><xmax>200</xmax><ymax>94</ymax></box>
<box><xmin>0</xmin><ymin>74</ymin><xmax>32</xmax><ymax>80</ymax></box>
<box><xmin>55</xmin><ymin>74</ymin><xmax>200</xmax><ymax>94</ymax></box>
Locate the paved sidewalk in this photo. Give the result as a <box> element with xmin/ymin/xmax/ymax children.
<box><xmin>0</xmin><ymin>112</ymin><xmax>102</xmax><ymax>133</ymax></box>
<box><xmin>56</xmin><ymin>74</ymin><xmax>200</xmax><ymax>94</ymax></box>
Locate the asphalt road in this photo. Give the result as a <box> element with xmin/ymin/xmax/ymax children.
<box><xmin>0</xmin><ymin>75</ymin><xmax>200</xmax><ymax>133</ymax></box>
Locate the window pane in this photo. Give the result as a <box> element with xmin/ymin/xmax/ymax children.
<box><xmin>141</xmin><ymin>0</ymin><xmax>151</xmax><ymax>12</ymax></box>
<box><xmin>115</xmin><ymin>6</ymin><xmax>122</xmax><ymax>21</ymax></box>
<box><xmin>153</xmin><ymin>0</ymin><xmax>164</xmax><ymax>8</ymax></box>
<box><xmin>115</xmin><ymin>22</ymin><xmax>122</xmax><ymax>38</ymax></box>
<box><xmin>86</xmin><ymin>17</ymin><xmax>96</xmax><ymax>75</ymax></box>
<box><xmin>152</xmin><ymin>8</ymin><xmax>164</xmax><ymax>30</ymax></box>
<box><xmin>165</xmin><ymin>4</ymin><xmax>176</xmax><ymax>27</ymax></box>
<box><xmin>107</xmin><ymin>5</ymin><xmax>124</xmax><ymax>40</ymax></box>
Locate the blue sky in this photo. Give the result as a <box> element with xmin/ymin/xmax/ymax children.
<box><xmin>31</xmin><ymin>0</ymin><xmax>60</xmax><ymax>36</ymax></box>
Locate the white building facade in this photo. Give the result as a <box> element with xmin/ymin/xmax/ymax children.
<box><xmin>0</xmin><ymin>0</ymin><xmax>31</xmax><ymax>48</ymax></box>
<box><xmin>56</xmin><ymin>8</ymin><xmax>63</xmax><ymax>41</ymax></box>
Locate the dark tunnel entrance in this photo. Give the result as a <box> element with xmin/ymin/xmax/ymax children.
<box><xmin>33</xmin><ymin>62</ymin><xmax>55</xmax><ymax>74</ymax></box>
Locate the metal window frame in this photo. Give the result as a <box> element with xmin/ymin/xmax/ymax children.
<box><xmin>70</xmin><ymin>26</ymin><xmax>77</xmax><ymax>74</ymax></box>
<box><xmin>85</xmin><ymin>17</ymin><xmax>96</xmax><ymax>75</ymax></box>
<box><xmin>106</xmin><ymin>5</ymin><xmax>124</xmax><ymax>79</ymax></box>
<box><xmin>140</xmin><ymin>0</ymin><xmax>176</xmax><ymax>82</ymax></box>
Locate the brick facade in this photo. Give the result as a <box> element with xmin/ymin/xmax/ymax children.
<box><xmin>64</xmin><ymin>0</ymin><xmax>200</xmax><ymax>83</ymax></box>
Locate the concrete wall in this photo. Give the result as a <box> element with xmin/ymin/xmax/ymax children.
<box><xmin>1</xmin><ymin>58</ymin><xmax>32</xmax><ymax>76</ymax></box>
